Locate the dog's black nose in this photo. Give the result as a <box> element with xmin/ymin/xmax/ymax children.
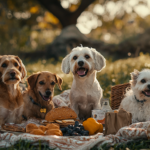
<box><xmin>78</xmin><ymin>61</ymin><xmax>84</xmax><ymax>66</ymax></box>
<box><xmin>45</xmin><ymin>90</ymin><xmax>51</xmax><ymax>96</ymax></box>
<box><xmin>10</xmin><ymin>71</ymin><xmax>16</xmax><ymax>77</ymax></box>
<box><xmin>148</xmin><ymin>84</ymin><xmax>150</xmax><ymax>89</ymax></box>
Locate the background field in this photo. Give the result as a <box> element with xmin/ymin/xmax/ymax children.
<box><xmin>24</xmin><ymin>53</ymin><xmax>150</xmax><ymax>98</ymax></box>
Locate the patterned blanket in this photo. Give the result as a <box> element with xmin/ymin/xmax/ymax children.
<box><xmin>52</xmin><ymin>90</ymin><xmax>70</xmax><ymax>107</ymax></box>
<box><xmin>0</xmin><ymin>121</ymin><xmax>149</xmax><ymax>150</ymax></box>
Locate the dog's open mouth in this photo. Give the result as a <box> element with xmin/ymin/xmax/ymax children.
<box><xmin>142</xmin><ymin>90</ymin><xmax>150</xmax><ymax>97</ymax></box>
<box><xmin>5</xmin><ymin>77</ymin><xmax>19</xmax><ymax>82</ymax></box>
<box><xmin>9</xmin><ymin>77</ymin><xmax>17</xmax><ymax>80</ymax></box>
<box><xmin>39</xmin><ymin>92</ymin><xmax>50</xmax><ymax>101</ymax></box>
<box><xmin>76</xmin><ymin>68</ymin><xmax>88</xmax><ymax>77</ymax></box>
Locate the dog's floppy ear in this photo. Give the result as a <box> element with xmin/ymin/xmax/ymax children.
<box><xmin>130</xmin><ymin>69</ymin><xmax>139</xmax><ymax>86</ymax></box>
<box><xmin>54</xmin><ymin>74</ymin><xmax>63</xmax><ymax>90</ymax></box>
<box><xmin>91</xmin><ymin>48</ymin><xmax>106</xmax><ymax>72</ymax></box>
<box><xmin>15</xmin><ymin>56</ymin><xmax>27</xmax><ymax>79</ymax></box>
<box><xmin>27</xmin><ymin>72</ymin><xmax>41</xmax><ymax>89</ymax></box>
<box><xmin>61</xmin><ymin>54</ymin><xmax>70</xmax><ymax>74</ymax></box>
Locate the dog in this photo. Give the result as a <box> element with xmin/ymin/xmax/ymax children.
<box><xmin>120</xmin><ymin>69</ymin><xmax>150</xmax><ymax>123</ymax></box>
<box><xmin>0</xmin><ymin>55</ymin><xmax>26</xmax><ymax>125</ymax></box>
<box><xmin>23</xmin><ymin>71</ymin><xmax>62</xmax><ymax>120</ymax></box>
<box><xmin>61</xmin><ymin>46</ymin><xmax>106</xmax><ymax>120</ymax></box>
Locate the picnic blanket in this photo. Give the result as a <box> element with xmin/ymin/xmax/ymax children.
<box><xmin>52</xmin><ymin>90</ymin><xmax>70</xmax><ymax>107</ymax></box>
<box><xmin>0</xmin><ymin>121</ymin><xmax>149</xmax><ymax>150</ymax></box>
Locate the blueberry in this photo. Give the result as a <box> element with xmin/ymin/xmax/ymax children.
<box><xmin>67</xmin><ymin>129</ymin><xmax>73</xmax><ymax>135</ymax></box>
<box><xmin>75</xmin><ymin>121</ymin><xmax>79</xmax><ymax>126</ymax></box>
<box><xmin>80</xmin><ymin>126</ymin><xmax>84</xmax><ymax>130</ymax></box>
<box><xmin>80</xmin><ymin>130</ymin><xmax>85</xmax><ymax>135</ymax></box>
<box><xmin>66</xmin><ymin>127</ymin><xmax>69</xmax><ymax>130</ymax></box>
<box><xmin>78</xmin><ymin>124</ymin><xmax>82</xmax><ymax>127</ymax></box>
<box><xmin>84</xmin><ymin>130</ymin><xmax>89</xmax><ymax>135</ymax></box>
<box><xmin>75</xmin><ymin>127</ymin><xmax>80</xmax><ymax>133</ymax></box>
<box><xmin>78</xmin><ymin>134</ymin><xmax>82</xmax><ymax>136</ymax></box>
<box><xmin>68</xmin><ymin>125</ymin><xmax>73</xmax><ymax>129</ymax></box>
<box><xmin>61</xmin><ymin>128</ymin><xmax>66</xmax><ymax>133</ymax></box>
<box><xmin>77</xmin><ymin>129</ymin><xmax>81</xmax><ymax>134</ymax></box>
<box><xmin>82</xmin><ymin>131</ymin><xmax>89</xmax><ymax>136</ymax></box>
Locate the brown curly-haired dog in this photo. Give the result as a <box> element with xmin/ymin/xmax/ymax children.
<box><xmin>23</xmin><ymin>71</ymin><xmax>62</xmax><ymax>120</ymax></box>
<box><xmin>0</xmin><ymin>55</ymin><xmax>26</xmax><ymax>125</ymax></box>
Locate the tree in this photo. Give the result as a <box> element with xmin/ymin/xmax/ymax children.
<box><xmin>37</xmin><ymin>0</ymin><xmax>96</xmax><ymax>28</ymax></box>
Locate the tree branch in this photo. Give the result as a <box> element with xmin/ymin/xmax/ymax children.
<box><xmin>73</xmin><ymin>0</ymin><xmax>96</xmax><ymax>19</ymax></box>
<box><xmin>37</xmin><ymin>0</ymin><xmax>70</xmax><ymax>27</ymax></box>
<box><xmin>37</xmin><ymin>0</ymin><xmax>96</xmax><ymax>28</ymax></box>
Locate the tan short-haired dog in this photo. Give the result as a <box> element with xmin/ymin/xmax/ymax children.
<box><xmin>61</xmin><ymin>46</ymin><xmax>106</xmax><ymax>120</ymax></box>
<box><xmin>23</xmin><ymin>71</ymin><xmax>62</xmax><ymax>120</ymax></box>
<box><xmin>0</xmin><ymin>55</ymin><xmax>26</xmax><ymax>125</ymax></box>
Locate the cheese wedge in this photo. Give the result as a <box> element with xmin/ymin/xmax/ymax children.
<box><xmin>55</xmin><ymin>119</ymin><xmax>75</xmax><ymax>124</ymax></box>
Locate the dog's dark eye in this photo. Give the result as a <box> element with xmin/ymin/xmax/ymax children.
<box><xmin>51</xmin><ymin>81</ymin><xmax>55</xmax><ymax>85</ymax></box>
<box><xmin>14</xmin><ymin>62</ymin><xmax>18</xmax><ymax>67</ymax></box>
<box><xmin>39</xmin><ymin>81</ymin><xmax>45</xmax><ymax>85</ymax></box>
<box><xmin>85</xmin><ymin>55</ymin><xmax>90</xmax><ymax>59</ymax></box>
<box><xmin>1</xmin><ymin>63</ymin><xmax>7</xmax><ymax>68</ymax></box>
<box><xmin>141</xmin><ymin>79</ymin><xmax>146</xmax><ymax>83</ymax></box>
<box><xmin>73</xmin><ymin>56</ymin><xmax>77</xmax><ymax>60</ymax></box>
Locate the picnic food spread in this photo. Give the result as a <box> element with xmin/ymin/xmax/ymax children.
<box><xmin>0</xmin><ymin>102</ymin><xmax>126</xmax><ymax>141</ymax></box>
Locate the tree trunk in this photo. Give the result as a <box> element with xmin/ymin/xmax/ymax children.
<box><xmin>37</xmin><ymin>0</ymin><xmax>96</xmax><ymax>28</ymax></box>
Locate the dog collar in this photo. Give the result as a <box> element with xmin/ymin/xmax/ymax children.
<box><xmin>134</xmin><ymin>95</ymin><xmax>146</xmax><ymax>105</ymax></box>
<box><xmin>30</xmin><ymin>97</ymin><xmax>47</xmax><ymax>113</ymax></box>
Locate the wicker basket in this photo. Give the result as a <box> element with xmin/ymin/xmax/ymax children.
<box><xmin>111</xmin><ymin>83</ymin><xmax>131</xmax><ymax>110</ymax></box>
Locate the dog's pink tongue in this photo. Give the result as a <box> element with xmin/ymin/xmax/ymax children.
<box><xmin>145</xmin><ymin>91</ymin><xmax>150</xmax><ymax>96</ymax></box>
<box><xmin>43</xmin><ymin>96</ymin><xmax>49</xmax><ymax>101</ymax></box>
<box><xmin>77</xmin><ymin>69</ymin><xmax>85</xmax><ymax>75</ymax></box>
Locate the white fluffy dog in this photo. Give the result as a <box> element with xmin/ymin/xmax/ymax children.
<box><xmin>61</xmin><ymin>46</ymin><xmax>106</xmax><ymax>120</ymax></box>
<box><xmin>120</xmin><ymin>69</ymin><xmax>150</xmax><ymax>123</ymax></box>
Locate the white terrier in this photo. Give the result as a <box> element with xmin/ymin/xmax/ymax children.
<box><xmin>61</xmin><ymin>46</ymin><xmax>106</xmax><ymax>120</ymax></box>
<box><xmin>120</xmin><ymin>69</ymin><xmax>150</xmax><ymax>123</ymax></box>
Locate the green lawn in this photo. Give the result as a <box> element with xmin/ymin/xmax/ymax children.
<box><xmin>24</xmin><ymin>53</ymin><xmax>150</xmax><ymax>98</ymax></box>
<box><xmin>1</xmin><ymin>139</ymin><xmax>150</xmax><ymax>150</ymax></box>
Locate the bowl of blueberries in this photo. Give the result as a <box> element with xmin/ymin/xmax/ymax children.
<box><xmin>61</xmin><ymin>121</ymin><xmax>89</xmax><ymax>136</ymax></box>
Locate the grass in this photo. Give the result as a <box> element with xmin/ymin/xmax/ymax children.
<box><xmin>2</xmin><ymin>139</ymin><xmax>150</xmax><ymax>150</ymax></box>
<box><xmin>0</xmin><ymin>140</ymin><xmax>55</xmax><ymax>150</ymax></box>
<box><xmin>23</xmin><ymin>53</ymin><xmax>150</xmax><ymax>98</ymax></box>
<box><xmin>91</xmin><ymin>139</ymin><xmax>150</xmax><ymax>150</ymax></box>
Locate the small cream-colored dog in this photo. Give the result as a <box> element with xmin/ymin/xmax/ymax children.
<box><xmin>120</xmin><ymin>69</ymin><xmax>150</xmax><ymax>123</ymax></box>
<box><xmin>61</xmin><ymin>46</ymin><xmax>106</xmax><ymax>120</ymax></box>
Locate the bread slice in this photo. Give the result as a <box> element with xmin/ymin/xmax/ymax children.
<box><xmin>45</xmin><ymin>106</ymin><xmax>77</xmax><ymax>121</ymax></box>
